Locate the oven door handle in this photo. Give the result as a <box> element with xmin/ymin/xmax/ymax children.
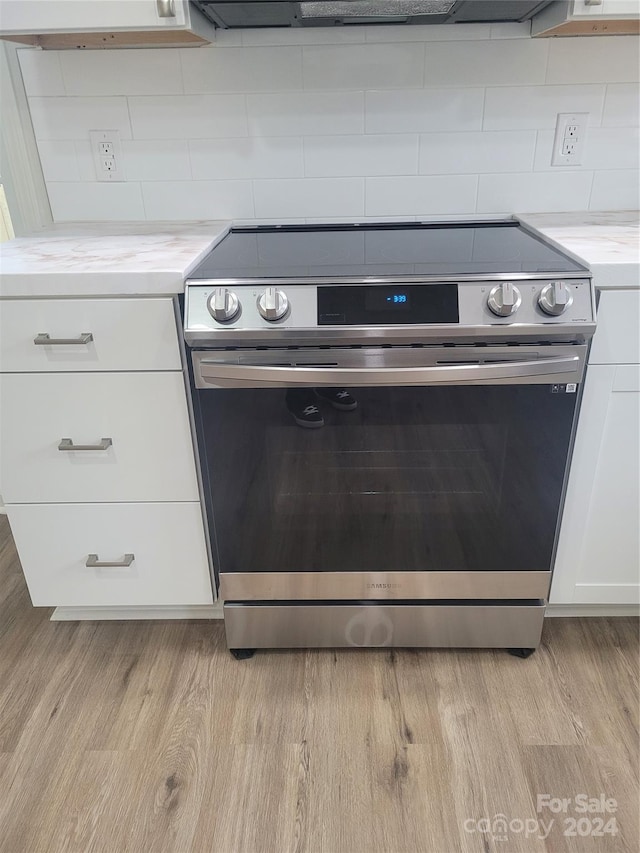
<box><xmin>196</xmin><ymin>355</ymin><xmax>581</xmax><ymax>388</ymax></box>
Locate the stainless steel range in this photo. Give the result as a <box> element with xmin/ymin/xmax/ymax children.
<box><xmin>183</xmin><ymin>219</ymin><xmax>595</xmax><ymax>658</ymax></box>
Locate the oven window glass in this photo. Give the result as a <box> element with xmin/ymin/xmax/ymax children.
<box><xmin>197</xmin><ymin>385</ymin><xmax>577</xmax><ymax>575</ymax></box>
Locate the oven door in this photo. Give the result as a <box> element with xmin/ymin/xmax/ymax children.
<box><xmin>191</xmin><ymin>344</ymin><xmax>586</xmax><ymax>602</ymax></box>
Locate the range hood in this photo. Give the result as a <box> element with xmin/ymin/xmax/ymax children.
<box><xmin>191</xmin><ymin>0</ymin><xmax>553</xmax><ymax>29</ymax></box>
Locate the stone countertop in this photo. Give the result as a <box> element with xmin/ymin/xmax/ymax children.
<box><xmin>520</xmin><ymin>211</ymin><xmax>639</xmax><ymax>289</ymax></box>
<box><xmin>0</xmin><ymin>221</ymin><xmax>230</xmax><ymax>297</ymax></box>
<box><xmin>0</xmin><ymin>213</ymin><xmax>637</xmax><ymax>298</ymax></box>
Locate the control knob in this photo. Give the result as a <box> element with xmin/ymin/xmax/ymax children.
<box><xmin>487</xmin><ymin>282</ymin><xmax>521</xmax><ymax>317</ymax></box>
<box><xmin>538</xmin><ymin>281</ymin><xmax>573</xmax><ymax>316</ymax></box>
<box><xmin>257</xmin><ymin>287</ymin><xmax>289</xmax><ymax>321</ymax></box>
<box><xmin>207</xmin><ymin>287</ymin><xmax>239</xmax><ymax>322</ymax></box>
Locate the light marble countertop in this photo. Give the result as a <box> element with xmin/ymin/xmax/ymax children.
<box><xmin>0</xmin><ymin>213</ymin><xmax>637</xmax><ymax>298</ymax></box>
<box><xmin>0</xmin><ymin>221</ymin><xmax>230</xmax><ymax>297</ymax></box>
<box><xmin>520</xmin><ymin>211</ymin><xmax>639</xmax><ymax>289</ymax></box>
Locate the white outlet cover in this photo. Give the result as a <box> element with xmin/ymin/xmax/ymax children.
<box><xmin>89</xmin><ymin>129</ymin><xmax>124</xmax><ymax>182</ymax></box>
<box><xmin>551</xmin><ymin>113</ymin><xmax>588</xmax><ymax>167</ymax></box>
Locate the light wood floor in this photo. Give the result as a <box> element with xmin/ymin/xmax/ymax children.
<box><xmin>0</xmin><ymin>515</ymin><xmax>638</xmax><ymax>853</ymax></box>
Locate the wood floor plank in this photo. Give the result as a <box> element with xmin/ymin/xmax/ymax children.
<box><xmin>0</xmin><ymin>516</ymin><xmax>638</xmax><ymax>853</ymax></box>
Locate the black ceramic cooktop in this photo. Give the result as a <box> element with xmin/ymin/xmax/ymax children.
<box><xmin>188</xmin><ymin>221</ymin><xmax>587</xmax><ymax>280</ymax></box>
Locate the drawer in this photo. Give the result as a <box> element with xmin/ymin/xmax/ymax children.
<box><xmin>6</xmin><ymin>502</ymin><xmax>213</xmax><ymax>607</ymax></box>
<box><xmin>590</xmin><ymin>290</ymin><xmax>640</xmax><ymax>365</ymax></box>
<box><xmin>0</xmin><ymin>298</ymin><xmax>181</xmax><ymax>372</ymax></box>
<box><xmin>0</xmin><ymin>372</ymin><xmax>199</xmax><ymax>503</ymax></box>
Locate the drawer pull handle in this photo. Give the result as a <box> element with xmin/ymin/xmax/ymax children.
<box><xmin>157</xmin><ymin>0</ymin><xmax>176</xmax><ymax>17</ymax></box>
<box><xmin>86</xmin><ymin>553</ymin><xmax>135</xmax><ymax>568</ymax></box>
<box><xmin>34</xmin><ymin>332</ymin><xmax>93</xmax><ymax>346</ymax></box>
<box><xmin>58</xmin><ymin>437</ymin><xmax>113</xmax><ymax>452</ymax></box>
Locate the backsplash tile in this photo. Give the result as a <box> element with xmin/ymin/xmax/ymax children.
<box><xmin>181</xmin><ymin>45</ymin><xmax>303</xmax><ymax>93</ymax></box>
<box><xmin>304</xmin><ymin>134</ymin><xmax>419</xmax><ymax>177</ymax></box>
<box><xmin>590</xmin><ymin>170</ymin><xmax>640</xmax><ymax>210</ymax></box>
<box><xmin>419</xmin><ymin>131</ymin><xmax>536</xmax><ymax>174</ymax></box>
<box><xmin>121</xmin><ymin>140</ymin><xmax>192</xmax><ymax>181</ymax></box>
<box><xmin>128</xmin><ymin>94</ymin><xmax>248</xmax><ymax>139</ymax></box>
<box><xmin>423</xmin><ymin>38</ymin><xmax>548</xmax><ymax>87</ymax></box>
<box><xmin>546</xmin><ymin>35</ymin><xmax>640</xmax><ymax>85</ymax></box>
<box><xmin>47</xmin><ymin>182</ymin><xmax>145</xmax><ymax>221</ymax></box>
<box><xmin>141</xmin><ymin>180</ymin><xmax>254</xmax><ymax>219</ymax></box>
<box><xmin>477</xmin><ymin>172</ymin><xmax>594</xmax><ymax>213</ymax></box>
<box><xmin>253</xmin><ymin>178</ymin><xmax>364</xmax><ymax>218</ymax></box>
<box><xmin>483</xmin><ymin>85</ymin><xmax>606</xmax><ymax>130</ymax></box>
<box><xmin>302</xmin><ymin>43</ymin><xmax>425</xmax><ymax>90</ymax></box>
<box><xmin>190</xmin><ymin>137</ymin><xmax>304</xmax><ymax>179</ymax></box>
<box><xmin>18</xmin><ymin>31</ymin><xmax>640</xmax><ymax>223</ymax></box>
<box><xmin>602</xmin><ymin>83</ymin><xmax>640</xmax><ymax>127</ymax></box>
<box><xmin>247</xmin><ymin>91</ymin><xmax>364</xmax><ymax>136</ymax></box>
<box><xmin>366</xmin><ymin>175</ymin><xmax>478</xmax><ymax>216</ymax></box>
<box><xmin>28</xmin><ymin>96</ymin><xmax>132</xmax><ymax>140</ymax></box>
<box><xmin>59</xmin><ymin>49</ymin><xmax>183</xmax><ymax>96</ymax></box>
<box><xmin>365</xmin><ymin>89</ymin><xmax>484</xmax><ymax>133</ymax></box>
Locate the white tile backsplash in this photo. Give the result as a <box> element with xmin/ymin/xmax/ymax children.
<box><xmin>19</xmin><ymin>32</ymin><xmax>640</xmax><ymax>223</ymax></box>
<box><xmin>489</xmin><ymin>23</ymin><xmax>531</xmax><ymax>39</ymax></box>
<box><xmin>419</xmin><ymin>131</ymin><xmax>536</xmax><ymax>174</ymax></box>
<box><xmin>546</xmin><ymin>36</ymin><xmax>640</xmax><ymax>85</ymax></box>
<box><xmin>590</xmin><ymin>170</ymin><xmax>640</xmax><ymax>210</ymax></box>
<box><xmin>366</xmin><ymin>175</ymin><xmax>477</xmax><ymax>216</ymax></box>
<box><xmin>304</xmin><ymin>135</ymin><xmax>418</xmax><ymax>177</ymax></box>
<box><xmin>303</xmin><ymin>43</ymin><xmax>425</xmax><ymax>90</ymax></box>
<box><xmin>364</xmin><ymin>24</ymin><xmax>491</xmax><ymax>42</ymax></box>
<box><xmin>190</xmin><ymin>138</ymin><xmax>304</xmax><ymax>179</ymax></box>
<box><xmin>483</xmin><ymin>85</ymin><xmax>606</xmax><ymax>130</ymax></box>
<box><xmin>365</xmin><ymin>89</ymin><xmax>484</xmax><ymax>133</ymax></box>
<box><xmin>181</xmin><ymin>46</ymin><xmax>303</xmax><ymax>93</ymax></box>
<box><xmin>128</xmin><ymin>95</ymin><xmax>248</xmax><ymax>139</ymax></box>
<box><xmin>241</xmin><ymin>27</ymin><xmax>365</xmax><ymax>46</ymax></box>
<box><xmin>477</xmin><ymin>172</ymin><xmax>594</xmax><ymax>213</ymax></box>
<box><xmin>534</xmin><ymin>127</ymin><xmax>640</xmax><ymax>172</ymax></box>
<box><xmin>36</xmin><ymin>140</ymin><xmax>81</xmax><ymax>182</ymax></box>
<box><xmin>121</xmin><ymin>140</ymin><xmax>192</xmax><ymax>181</ymax></box>
<box><xmin>47</xmin><ymin>182</ymin><xmax>145</xmax><ymax>221</ymax></box>
<box><xmin>247</xmin><ymin>92</ymin><xmax>364</xmax><ymax>136</ymax></box>
<box><xmin>141</xmin><ymin>180</ymin><xmax>254</xmax><ymax>219</ymax></box>
<box><xmin>603</xmin><ymin>83</ymin><xmax>640</xmax><ymax>127</ymax></box>
<box><xmin>17</xmin><ymin>50</ymin><xmax>64</xmax><ymax>96</ymax></box>
<box><xmin>254</xmin><ymin>178</ymin><xmax>364</xmax><ymax>218</ymax></box>
<box><xmin>59</xmin><ymin>49</ymin><xmax>183</xmax><ymax>96</ymax></box>
<box><xmin>423</xmin><ymin>39</ymin><xmax>548</xmax><ymax>88</ymax></box>
<box><xmin>28</xmin><ymin>96</ymin><xmax>132</xmax><ymax>140</ymax></box>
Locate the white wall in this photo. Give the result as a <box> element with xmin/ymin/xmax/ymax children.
<box><xmin>17</xmin><ymin>24</ymin><xmax>640</xmax><ymax>222</ymax></box>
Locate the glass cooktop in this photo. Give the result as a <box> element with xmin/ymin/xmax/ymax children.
<box><xmin>188</xmin><ymin>221</ymin><xmax>587</xmax><ymax>280</ymax></box>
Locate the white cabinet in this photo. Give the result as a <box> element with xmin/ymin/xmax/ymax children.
<box><xmin>551</xmin><ymin>289</ymin><xmax>640</xmax><ymax>605</ymax></box>
<box><xmin>533</xmin><ymin>0</ymin><xmax>640</xmax><ymax>35</ymax></box>
<box><xmin>0</xmin><ymin>298</ymin><xmax>181</xmax><ymax>372</ymax></box>
<box><xmin>0</xmin><ymin>372</ymin><xmax>199</xmax><ymax>503</ymax></box>
<box><xmin>0</xmin><ymin>0</ymin><xmax>215</xmax><ymax>49</ymax></box>
<box><xmin>0</xmin><ymin>294</ymin><xmax>214</xmax><ymax>609</ymax></box>
<box><xmin>6</xmin><ymin>502</ymin><xmax>212</xmax><ymax>606</ymax></box>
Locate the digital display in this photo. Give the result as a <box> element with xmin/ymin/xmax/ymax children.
<box><xmin>318</xmin><ymin>283</ymin><xmax>459</xmax><ymax>325</ymax></box>
<box><xmin>365</xmin><ymin>288</ymin><xmax>411</xmax><ymax>312</ymax></box>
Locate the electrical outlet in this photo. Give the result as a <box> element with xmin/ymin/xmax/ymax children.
<box><xmin>89</xmin><ymin>130</ymin><xmax>124</xmax><ymax>181</ymax></box>
<box><xmin>551</xmin><ymin>113</ymin><xmax>588</xmax><ymax>167</ymax></box>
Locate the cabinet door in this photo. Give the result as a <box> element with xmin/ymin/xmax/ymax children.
<box><xmin>0</xmin><ymin>298</ymin><xmax>181</xmax><ymax>373</ymax></box>
<box><xmin>6</xmin><ymin>502</ymin><xmax>212</xmax><ymax>606</ymax></box>
<box><xmin>551</xmin><ymin>365</ymin><xmax>640</xmax><ymax>604</ymax></box>
<box><xmin>0</xmin><ymin>372</ymin><xmax>199</xmax><ymax>503</ymax></box>
<box><xmin>0</xmin><ymin>0</ymin><xmax>188</xmax><ymax>34</ymax></box>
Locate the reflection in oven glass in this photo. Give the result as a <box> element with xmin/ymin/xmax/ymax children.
<box><xmin>199</xmin><ymin>385</ymin><xmax>575</xmax><ymax>576</ymax></box>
